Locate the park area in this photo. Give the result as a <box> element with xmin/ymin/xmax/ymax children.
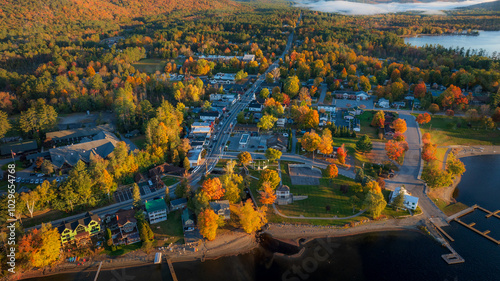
<box><xmin>415</xmin><ymin>114</ymin><xmax>500</xmax><ymax>146</ymax></box>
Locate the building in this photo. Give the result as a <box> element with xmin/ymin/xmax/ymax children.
<box><xmin>213</xmin><ymin>73</ymin><xmax>236</xmax><ymax>81</ymax></box>
<box><xmin>57</xmin><ymin>212</ymin><xmax>101</xmax><ymax>245</ymax></box>
<box><xmin>190</xmin><ymin>122</ymin><xmax>212</xmax><ymax>136</ymax></box>
<box><xmin>145</xmin><ymin>198</ymin><xmax>168</xmax><ymax>224</ymax></box>
<box><xmin>392</xmin><ymin>101</ymin><xmax>406</xmax><ymax>108</ymax></box>
<box><xmin>389</xmin><ymin>186</ymin><xmax>419</xmax><ymax>211</ymax></box>
<box><xmin>267</xmin><ymin>134</ymin><xmax>288</xmax><ymax>152</ymax></box>
<box><xmin>182</xmin><ymin>208</ymin><xmax>195</xmax><ymax>229</ymax></box>
<box><xmin>45</xmin><ymin>124</ymin><xmax>114</xmax><ymax>144</ymax></box>
<box><xmin>356</xmin><ymin>92</ymin><xmax>369</xmax><ymax>101</ymax></box>
<box><xmin>170</xmin><ymin>198</ymin><xmax>188</xmax><ymax>211</ymax></box>
<box><xmin>233</xmin><ymin>124</ymin><xmax>259</xmax><ymax>134</ymax></box>
<box><xmin>200</xmin><ymin>111</ymin><xmax>221</xmax><ymax>122</ymax></box>
<box><xmin>148</xmin><ymin>163</ymin><xmax>185</xmax><ymax>178</ymax></box>
<box><xmin>239</xmin><ymin>134</ymin><xmax>250</xmax><ymax>148</ymax></box>
<box><xmin>378</xmin><ymin>98</ymin><xmax>390</xmax><ymax>108</ymax></box>
<box><xmin>276</xmin><ymin>185</ymin><xmax>293</xmax><ymax>205</ymax></box>
<box><xmin>0</xmin><ymin>140</ymin><xmax>38</xmax><ymax>156</ymax></box>
<box><xmin>317</xmin><ymin>105</ymin><xmax>336</xmax><ymax>113</ymax></box>
<box><xmin>277</xmin><ymin>118</ymin><xmax>287</xmax><ymax>127</ymax></box>
<box><xmin>248</xmin><ymin>100</ymin><xmax>263</xmax><ymax>112</ymax></box>
<box><xmin>209</xmin><ymin>200</ymin><xmax>231</xmax><ymax>220</ymax></box>
<box><xmin>187</xmin><ymin>148</ymin><xmax>204</xmax><ymax>166</ymax></box>
<box><xmin>242</xmin><ymin>54</ymin><xmax>255</xmax><ymax>62</ymax></box>
<box><xmin>105</xmin><ymin>209</ymin><xmax>141</xmax><ymax>245</ymax></box>
<box><xmin>49</xmin><ymin>131</ymin><xmax>121</xmax><ymax>169</ymax></box>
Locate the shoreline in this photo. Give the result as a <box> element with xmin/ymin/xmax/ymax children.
<box><xmin>17</xmin><ymin>216</ymin><xmax>424</xmax><ymax>280</ymax></box>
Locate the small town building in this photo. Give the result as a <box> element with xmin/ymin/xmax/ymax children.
<box><xmin>276</xmin><ymin>185</ymin><xmax>293</xmax><ymax>205</ymax></box>
<box><xmin>209</xmin><ymin>200</ymin><xmax>231</xmax><ymax>220</ymax></box>
<box><xmin>248</xmin><ymin>100</ymin><xmax>263</xmax><ymax>112</ymax></box>
<box><xmin>199</xmin><ymin>111</ymin><xmax>221</xmax><ymax>122</ymax></box>
<box><xmin>57</xmin><ymin>212</ymin><xmax>101</xmax><ymax>245</ymax></box>
<box><xmin>145</xmin><ymin>198</ymin><xmax>168</xmax><ymax>224</ymax></box>
<box><xmin>233</xmin><ymin>124</ymin><xmax>259</xmax><ymax>134</ymax></box>
<box><xmin>267</xmin><ymin>134</ymin><xmax>288</xmax><ymax>152</ymax></box>
<box><xmin>170</xmin><ymin>198</ymin><xmax>188</xmax><ymax>211</ymax></box>
<box><xmin>182</xmin><ymin>208</ymin><xmax>195</xmax><ymax>229</ymax></box>
<box><xmin>105</xmin><ymin>208</ymin><xmax>141</xmax><ymax>245</ymax></box>
<box><xmin>378</xmin><ymin>98</ymin><xmax>390</xmax><ymax>108</ymax></box>
<box><xmin>356</xmin><ymin>92</ymin><xmax>369</xmax><ymax>101</ymax></box>
<box><xmin>318</xmin><ymin>105</ymin><xmax>336</xmax><ymax>113</ymax></box>
<box><xmin>389</xmin><ymin>186</ymin><xmax>419</xmax><ymax>211</ymax></box>
<box><xmin>242</xmin><ymin>54</ymin><xmax>256</xmax><ymax>62</ymax></box>
<box><xmin>276</xmin><ymin>118</ymin><xmax>287</xmax><ymax>127</ymax></box>
<box><xmin>187</xmin><ymin>148</ymin><xmax>204</xmax><ymax>166</ymax></box>
<box><xmin>0</xmin><ymin>140</ymin><xmax>38</xmax><ymax>156</ymax></box>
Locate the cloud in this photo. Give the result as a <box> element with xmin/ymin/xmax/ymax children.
<box><xmin>293</xmin><ymin>0</ymin><xmax>498</xmax><ymax>15</ymax></box>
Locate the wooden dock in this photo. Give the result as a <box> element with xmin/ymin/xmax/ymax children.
<box><xmin>167</xmin><ymin>259</ymin><xmax>179</xmax><ymax>281</ymax></box>
<box><xmin>425</xmin><ymin>220</ymin><xmax>464</xmax><ymax>264</ymax></box>
<box><xmin>446</xmin><ymin>204</ymin><xmax>477</xmax><ymax>222</ymax></box>
<box><xmin>449</xmin><ymin>204</ymin><xmax>500</xmax><ymax>245</ymax></box>
<box><xmin>477</xmin><ymin>206</ymin><xmax>500</xmax><ymax>219</ymax></box>
<box><xmin>455</xmin><ymin>219</ymin><xmax>500</xmax><ymax>245</ymax></box>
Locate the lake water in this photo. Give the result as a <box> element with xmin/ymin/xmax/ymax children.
<box><xmin>404</xmin><ymin>31</ymin><xmax>500</xmax><ymax>57</ymax></box>
<box><xmin>28</xmin><ymin>155</ymin><xmax>500</xmax><ymax>281</ymax></box>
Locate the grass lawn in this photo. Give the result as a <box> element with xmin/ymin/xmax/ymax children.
<box><xmin>358</xmin><ymin>111</ymin><xmax>380</xmax><ymax>140</ymax></box>
<box><xmin>416</xmin><ymin>114</ymin><xmax>500</xmax><ymax>146</ymax></box>
<box><xmin>152</xmin><ymin>210</ymin><xmax>185</xmax><ymax>245</ymax></box>
<box><xmin>130</xmin><ymin>135</ymin><xmax>147</xmax><ymax>150</ymax></box>
<box><xmin>161</xmin><ymin>176</ymin><xmax>180</xmax><ymax>186</ymax></box>
<box><xmin>106</xmin><ymin>242</ymin><xmax>143</xmax><ymax>256</ymax></box>
<box><xmin>1</xmin><ymin>160</ymin><xmax>25</xmax><ymax>172</ymax></box>
<box><xmin>429</xmin><ymin>195</ymin><xmax>469</xmax><ymax>216</ymax></box>
<box><xmin>21</xmin><ymin>209</ymin><xmax>70</xmax><ymax>228</ymax></box>
<box><xmin>131</xmin><ymin>58</ymin><xmax>169</xmax><ymax>73</ymax></box>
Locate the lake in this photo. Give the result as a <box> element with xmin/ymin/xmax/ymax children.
<box><xmin>28</xmin><ymin>155</ymin><xmax>500</xmax><ymax>281</ymax></box>
<box><xmin>404</xmin><ymin>31</ymin><xmax>500</xmax><ymax>57</ymax></box>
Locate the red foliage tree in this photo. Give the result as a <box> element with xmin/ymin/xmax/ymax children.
<box><xmin>422</xmin><ymin>143</ymin><xmax>437</xmax><ymax>162</ymax></box>
<box><xmin>201</xmin><ymin>178</ymin><xmax>225</xmax><ymax>200</ymax></box>
<box><xmin>385</xmin><ymin>140</ymin><xmax>405</xmax><ymax>161</ymax></box>
<box><xmin>337</xmin><ymin>144</ymin><xmax>347</xmax><ymax>165</ymax></box>
<box><xmin>413</xmin><ymin>82</ymin><xmax>427</xmax><ymax>98</ymax></box>
<box><xmin>416</xmin><ymin>112</ymin><xmax>431</xmax><ymax>124</ymax></box>
<box><xmin>391</xmin><ymin>118</ymin><xmax>407</xmax><ymax>133</ymax></box>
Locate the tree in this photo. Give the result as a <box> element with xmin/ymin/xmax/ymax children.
<box><xmin>19</xmin><ymin>99</ymin><xmax>58</xmax><ymax>135</ymax></box>
<box><xmin>20</xmin><ymin>190</ymin><xmax>39</xmax><ymax>218</ymax></box>
<box><xmin>132</xmin><ymin>183</ymin><xmax>142</xmax><ymax>209</ymax></box>
<box><xmin>371</xmin><ymin>110</ymin><xmax>385</xmax><ymax>128</ymax></box>
<box><xmin>284</xmin><ymin>75</ymin><xmax>300</xmax><ymax>98</ymax></box>
<box><xmin>36</xmin><ymin>180</ymin><xmax>56</xmax><ymax>208</ymax></box>
<box><xmin>391</xmin><ymin>118</ymin><xmax>407</xmax><ymax>133</ymax></box>
<box><xmin>422</xmin><ymin>132</ymin><xmax>432</xmax><ymax>144</ymax></box>
<box><xmin>258</xmin><ymin>169</ymin><xmax>281</xmax><ymax>189</ymax></box>
<box><xmin>393</xmin><ymin>132</ymin><xmax>405</xmax><ymax>142</ymax></box>
<box><xmin>492</xmin><ymin>107</ymin><xmax>500</xmax><ymax>123</ymax></box>
<box><xmin>175</xmin><ymin>175</ymin><xmax>190</xmax><ymax>199</ymax></box>
<box><xmin>416</xmin><ymin>113</ymin><xmax>431</xmax><ymax>125</ymax></box>
<box><xmin>222</xmin><ymin>172</ymin><xmax>243</xmax><ymax>204</ymax></box>
<box><xmin>337</xmin><ymin>144</ymin><xmax>347</xmax><ymax>164</ymax></box>
<box><xmin>236</xmin><ymin>199</ymin><xmax>267</xmax><ymax>233</ymax></box>
<box><xmin>41</xmin><ymin>160</ymin><xmax>54</xmax><ymax>175</ymax></box>
<box><xmin>392</xmin><ymin>190</ymin><xmax>405</xmax><ymax>210</ymax></box>
<box><xmin>258</xmin><ymin>182</ymin><xmax>276</xmax><ymax>205</ymax></box>
<box><xmin>0</xmin><ymin>110</ymin><xmax>10</xmax><ymax>139</ymax></box>
<box><xmin>413</xmin><ymin>82</ymin><xmax>427</xmax><ymax>98</ymax></box>
<box><xmin>326</xmin><ymin>164</ymin><xmax>338</xmax><ymax>179</ymax></box>
<box><xmin>18</xmin><ymin>223</ymin><xmax>61</xmax><ymax>268</ymax></box>
<box><xmin>201</xmin><ymin>177</ymin><xmax>225</xmax><ymax>200</ymax></box>
<box><xmin>259</xmin><ymin>88</ymin><xmax>270</xmax><ymax>99</ymax></box>
<box><xmin>235</xmin><ymin>70</ymin><xmax>248</xmax><ymax>81</ymax></box>
<box><xmin>183</xmin><ymin>157</ymin><xmax>191</xmax><ymax>170</ymax></box>
<box><xmin>198</xmin><ymin>208</ymin><xmax>220</xmax><ymax>241</ymax></box>
<box><xmin>106</xmin><ymin>228</ymin><xmax>113</xmax><ymax>247</ymax></box>
<box><xmin>237</xmin><ymin>151</ymin><xmax>252</xmax><ymax>168</ymax></box>
<box><xmin>301</xmin><ymin>131</ymin><xmax>321</xmax><ymax>158</ymax></box>
<box><xmin>446</xmin><ymin>153</ymin><xmax>466</xmax><ymax>177</ymax></box>
<box><xmin>258</xmin><ymin>114</ymin><xmax>278</xmax><ymax>131</ymax></box>
<box><xmin>422</xmin><ymin>165</ymin><xmax>453</xmax><ymax>188</ymax></box>
<box><xmin>356</xmin><ymin>135</ymin><xmax>373</xmax><ymax>154</ymax></box>
<box><xmin>428</xmin><ymin>103</ymin><xmax>440</xmax><ymax>115</ymax></box>
<box><xmin>318</xmin><ymin>128</ymin><xmax>333</xmax><ymax>155</ymax></box>
<box><xmin>421</xmin><ymin>143</ymin><xmax>437</xmax><ymax>162</ymax></box>
<box><xmin>265</xmin><ymin>148</ymin><xmax>282</xmax><ymax>162</ymax></box>
<box><xmin>385</xmin><ymin>140</ymin><xmax>405</xmax><ymax>161</ymax></box>
<box><xmin>363</xmin><ymin>190</ymin><xmax>387</xmax><ymax>219</ymax></box>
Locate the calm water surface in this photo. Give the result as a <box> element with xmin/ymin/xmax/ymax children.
<box><xmin>405</xmin><ymin>31</ymin><xmax>500</xmax><ymax>56</ymax></box>
<box><xmin>28</xmin><ymin>155</ymin><xmax>500</xmax><ymax>281</ymax></box>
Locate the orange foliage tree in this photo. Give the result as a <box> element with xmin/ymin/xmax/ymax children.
<box><xmin>236</xmin><ymin>199</ymin><xmax>267</xmax><ymax>234</ymax></box>
<box><xmin>326</xmin><ymin>164</ymin><xmax>338</xmax><ymax>179</ymax></box>
<box><xmin>197</xmin><ymin>208</ymin><xmax>220</xmax><ymax>241</ymax></box>
<box><xmin>413</xmin><ymin>82</ymin><xmax>427</xmax><ymax>98</ymax></box>
<box><xmin>416</xmin><ymin>113</ymin><xmax>431</xmax><ymax>124</ymax></box>
<box><xmin>258</xmin><ymin>182</ymin><xmax>276</xmax><ymax>205</ymax></box>
<box><xmin>385</xmin><ymin>140</ymin><xmax>405</xmax><ymax>161</ymax></box>
<box><xmin>422</xmin><ymin>132</ymin><xmax>432</xmax><ymax>144</ymax></box>
<box><xmin>201</xmin><ymin>178</ymin><xmax>225</xmax><ymax>200</ymax></box>
<box><xmin>337</xmin><ymin>144</ymin><xmax>347</xmax><ymax>164</ymax></box>
<box><xmin>391</xmin><ymin>118</ymin><xmax>407</xmax><ymax>133</ymax></box>
<box><xmin>393</xmin><ymin>132</ymin><xmax>406</xmax><ymax>142</ymax></box>
<box><xmin>422</xmin><ymin>143</ymin><xmax>437</xmax><ymax>162</ymax></box>
<box><xmin>371</xmin><ymin>110</ymin><xmax>385</xmax><ymax>128</ymax></box>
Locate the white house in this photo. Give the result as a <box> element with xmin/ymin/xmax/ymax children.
<box><xmin>213</xmin><ymin>73</ymin><xmax>236</xmax><ymax>81</ymax></box>
<box><xmin>277</xmin><ymin>118</ymin><xmax>287</xmax><ymax>127</ymax></box>
<box><xmin>318</xmin><ymin>105</ymin><xmax>336</xmax><ymax>113</ymax></box>
<box><xmin>276</xmin><ymin>185</ymin><xmax>293</xmax><ymax>205</ymax></box>
<box><xmin>356</xmin><ymin>92</ymin><xmax>369</xmax><ymax>101</ymax></box>
<box><xmin>242</xmin><ymin>54</ymin><xmax>255</xmax><ymax>62</ymax></box>
<box><xmin>145</xmin><ymin>198</ymin><xmax>168</xmax><ymax>224</ymax></box>
<box><xmin>389</xmin><ymin>186</ymin><xmax>419</xmax><ymax>211</ymax></box>
<box><xmin>378</xmin><ymin>98</ymin><xmax>390</xmax><ymax>108</ymax></box>
<box><xmin>200</xmin><ymin>111</ymin><xmax>221</xmax><ymax>122</ymax></box>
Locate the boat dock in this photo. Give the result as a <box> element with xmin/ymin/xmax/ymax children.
<box><xmin>425</xmin><ymin>219</ymin><xmax>464</xmax><ymax>264</ymax></box>
<box><xmin>167</xmin><ymin>259</ymin><xmax>179</xmax><ymax>281</ymax></box>
<box><xmin>446</xmin><ymin>204</ymin><xmax>478</xmax><ymax>222</ymax></box>
<box><xmin>447</xmin><ymin>204</ymin><xmax>500</xmax><ymax>245</ymax></box>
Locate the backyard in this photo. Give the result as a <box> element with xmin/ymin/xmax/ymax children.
<box><xmin>152</xmin><ymin>210</ymin><xmax>185</xmax><ymax>245</ymax></box>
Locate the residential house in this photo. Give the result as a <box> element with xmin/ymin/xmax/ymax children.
<box><xmin>277</xmin><ymin>118</ymin><xmax>287</xmax><ymax>127</ymax></box>
<box><xmin>392</xmin><ymin>101</ymin><xmax>406</xmax><ymax>108</ymax></box>
<box><xmin>200</xmin><ymin>111</ymin><xmax>221</xmax><ymax>122</ymax></box>
<box><xmin>389</xmin><ymin>186</ymin><xmax>419</xmax><ymax>211</ymax></box>
<box><xmin>248</xmin><ymin>100</ymin><xmax>263</xmax><ymax>112</ymax></box>
<box><xmin>319</xmin><ymin>113</ymin><xmax>330</xmax><ymax>126</ymax></box>
<box><xmin>45</xmin><ymin>124</ymin><xmax>114</xmax><ymax>144</ymax></box>
<box><xmin>145</xmin><ymin>198</ymin><xmax>168</xmax><ymax>224</ymax></box>
<box><xmin>317</xmin><ymin>105</ymin><xmax>336</xmax><ymax>113</ymax></box>
<box><xmin>242</xmin><ymin>54</ymin><xmax>255</xmax><ymax>62</ymax></box>
<box><xmin>209</xmin><ymin>200</ymin><xmax>231</xmax><ymax>220</ymax></box>
<box><xmin>356</xmin><ymin>92</ymin><xmax>369</xmax><ymax>101</ymax></box>
<box><xmin>182</xmin><ymin>209</ymin><xmax>195</xmax><ymax>229</ymax></box>
<box><xmin>213</xmin><ymin>73</ymin><xmax>236</xmax><ymax>81</ymax></box>
<box><xmin>105</xmin><ymin>208</ymin><xmax>140</xmax><ymax>245</ymax></box>
<box><xmin>170</xmin><ymin>198</ymin><xmax>188</xmax><ymax>211</ymax></box>
<box><xmin>57</xmin><ymin>212</ymin><xmax>101</xmax><ymax>245</ymax></box>
<box><xmin>276</xmin><ymin>185</ymin><xmax>293</xmax><ymax>205</ymax></box>
<box><xmin>233</xmin><ymin>124</ymin><xmax>259</xmax><ymax>134</ymax></box>
<box><xmin>267</xmin><ymin>134</ymin><xmax>288</xmax><ymax>152</ymax></box>
<box><xmin>148</xmin><ymin>163</ymin><xmax>185</xmax><ymax>178</ymax></box>
<box><xmin>187</xmin><ymin>148</ymin><xmax>204</xmax><ymax>166</ymax></box>
<box><xmin>378</xmin><ymin>98</ymin><xmax>390</xmax><ymax>108</ymax></box>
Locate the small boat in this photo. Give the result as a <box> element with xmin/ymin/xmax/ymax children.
<box><xmin>154</xmin><ymin>252</ymin><xmax>162</xmax><ymax>264</ymax></box>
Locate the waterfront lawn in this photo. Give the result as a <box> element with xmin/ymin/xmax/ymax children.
<box><xmin>416</xmin><ymin>114</ymin><xmax>500</xmax><ymax>146</ymax></box>
<box><xmin>106</xmin><ymin>242</ymin><xmax>143</xmax><ymax>256</ymax></box>
<box><xmin>152</xmin><ymin>210</ymin><xmax>185</xmax><ymax>245</ymax></box>
<box><xmin>430</xmin><ymin>196</ymin><xmax>469</xmax><ymax>216</ymax></box>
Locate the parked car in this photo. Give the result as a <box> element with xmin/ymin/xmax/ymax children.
<box><xmin>16</xmin><ymin>177</ymin><xmax>22</xmax><ymax>183</ymax></box>
<box><xmin>35</xmin><ymin>179</ymin><xmax>40</xmax><ymax>184</ymax></box>
<box><xmin>37</xmin><ymin>173</ymin><xmax>44</xmax><ymax>177</ymax></box>
<box><xmin>30</xmin><ymin>179</ymin><xmax>34</xmax><ymax>184</ymax></box>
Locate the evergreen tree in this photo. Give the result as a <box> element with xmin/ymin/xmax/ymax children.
<box><xmin>132</xmin><ymin>183</ymin><xmax>142</xmax><ymax>209</ymax></box>
<box><xmin>356</xmin><ymin>135</ymin><xmax>373</xmax><ymax>154</ymax></box>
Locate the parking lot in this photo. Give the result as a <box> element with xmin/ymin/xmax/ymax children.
<box><xmin>113</xmin><ymin>182</ymin><xmax>158</xmax><ymax>203</ymax></box>
<box><xmin>227</xmin><ymin>134</ymin><xmax>267</xmax><ymax>152</ymax></box>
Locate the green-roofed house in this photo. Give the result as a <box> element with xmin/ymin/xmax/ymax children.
<box><xmin>145</xmin><ymin>198</ymin><xmax>168</xmax><ymax>224</ymax></box>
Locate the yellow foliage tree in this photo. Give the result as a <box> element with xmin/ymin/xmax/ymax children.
<box><xmin>236</xmin><ymin>199</ymin><xmax>267</xmax><ymax>234</ymax></box>
<box><xmin>197</xmin><ymin>208</ymin><xmax>220</xmax><ymax>241</ymax></box>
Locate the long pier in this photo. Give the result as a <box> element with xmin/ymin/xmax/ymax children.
<box><xmin>167</xmin><ymin>259</ymin><xmax>179</xmax><ymax>281</ymax></box>
<box><xmin>446</xmin><ymin>204</ymin><xmax>477</xmax><ymax>222</ymax></box>
<box><xmin>448</xmin><ymin>204</ymin><xmax>500</xmax><ymax>245</ymax></box>
<box><xmin>425</xmin><ymin>220</ymin><xmax>464</xmax><ymax>264</ymax></box>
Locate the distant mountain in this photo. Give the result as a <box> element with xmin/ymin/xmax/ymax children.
<box><xmin>460</xmin><ymin>0</ymin><xmax>500</xmax><ymax>10</ymax></box>
<box><xmin>0</xmin><ymin>0</ymin><xmax>240</xmax><ymax>30</ymax></box>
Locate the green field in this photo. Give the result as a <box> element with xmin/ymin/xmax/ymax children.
<box><xmin>416</xmin><ymin>114</ymin><xmax>500</xmax><ymax>146</ymax></box>
<box><xmin>358</xmin><ymin>111</ymin><xmax>380</xmax><ymax>140</ymax></box>
<box><xmin>130</xmin><ymin>135</ymin><xmax>147</xmax><ymax>149</ymax></box>
<box><xmin>152</xmin><ymin>210</ymin><xmax>185</xmax><ymax>245</ymax></box>
<box><xmin>161</xmin><ymin>176</ymin><xmax>180</xmax><ymax>186</ymax></box>
<box><xmin>132</xmin><ymin>58</ymin><xmax>170</xmax><ymax>73</ymax></box>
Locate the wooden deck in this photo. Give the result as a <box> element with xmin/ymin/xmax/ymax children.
<box><xmin>167</xmin><ymin>259</ymin><xmax>179</xmax><ymax>281</ymax></box>
<box><xmin>455</xmin><ymin>219</ymin><xmax>500</xmax><ymax>245</ymax></box>
<box><xmin>446</xmin><ymin>204</ymin><xmax>477</xmax><ymax>222</ymax></box>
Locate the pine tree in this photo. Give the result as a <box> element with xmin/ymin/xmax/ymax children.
<box><xmin>132</xmin><ymin>183</ymin><xmax>142</xmax><ymax>209</ymax></box>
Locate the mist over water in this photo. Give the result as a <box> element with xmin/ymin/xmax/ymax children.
<box><xmin>293</xmin><ymin>0</ymin><xmax>498</xmax><ymax>15</ymax></box>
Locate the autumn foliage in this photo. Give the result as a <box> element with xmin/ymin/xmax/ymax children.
<box><xmin>416</xmin><ymin>112</ymin><xmax>431</xmax><ymax>124</ymax></box>
<box><xmin>385</xmin><ymin>140</ymin><xmax>405</xmax><ymax>161</ymax></box>
<box><xmin>337</xmin><ymin>144</ymin><xmax>347</xmax><ymax>164</ymax></box>
<box><xmin>422</xmin><ymin>143</ymin><xmax>438</xmax><ymax>162</ymax></box>
<box><xmin>258</xmin><ymin>182</ymin><xmax>277</xmax><ymax>205</ymax></box>
<box><xmin>326</xmin><ymin>164</ymin><xmax>338</xmax><ymax>179</ymax></box>
<box><xmin>201</xmin><ymin>178</ymin><xmax>225</xmax><ymax>200</ymax></box>
<box><xmin>391</xmin><ymin>118</ymin><xmax>407</xmax><ymax>133</ymax></box>
<box><xmin>197</xmin><ymin>208</ymin><xmax>220</xmax><ymax>241</ymax></box>
<box><xmin>371</xmin><ymin>110</ymin><xmax>385</xmax><ymax>128</ymax></box>
<box><xmin>235</xmin><ymin>199</ymin><xmax>267</xmax><ymax>234</ymax></box>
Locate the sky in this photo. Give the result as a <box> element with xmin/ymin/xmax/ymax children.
<box><xmin>293</xmin><ymin>0</ymin><xmax>498</xmax><ymax>15</ymax></box>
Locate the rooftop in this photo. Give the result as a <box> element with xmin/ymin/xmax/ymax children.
<box><xmin>145</xmin><ymin>198</ymin><xmax>167</xmax><ymax>213</ymax></box>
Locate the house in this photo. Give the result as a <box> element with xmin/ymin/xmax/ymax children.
<box><xmin>57</xmin><ymin>212</ymin><xmax>101</xmax><ymax>245</ymax></box>
<box><xmin>318</xmin><ymin>105</ymin><xmax>336</xmax><ymax>113</ymax></box>
<box><xmin>213</xmin><ymin>73</ymin><xmax>236</xmax><ymax>81</ymax></box>
<box><xmin>248</xmin><ymin>100</ymin><xmax>263</xmax><ymax>112</ymax></box>
<box><xmin>200</xmin><ymin>111</ymin><xmax>221</xmax><ymax>122</ymax></box>
<box><xmin>209</xmin><ymin>200</ymin><xmax>231</xmax><ymax>220</ymax></box>
<box><xmin>45</xmin><ymin>124</ymin><xmax>114</xmax><ymax>144</ymax></box>
<box><xmin>145</xmin><ymin>198</ymin><xmax>168</xmax><ymax>224</ymax></box>
<box><xmin>277</xmin><ymin>118</ymin><xmax>287</xmax><ymax>127</ymax></box>
<box><xmin>190</xmin><ymin>122</ymin><xmax>212</xmax><ymax>136</ymax></box>
<box><xmin>276</xmin><ymin>185</ymin><xmax>293</xmax><ymax>205</ymax></box>
<box><xmin>187</xmin><ymin>148</ymin><xmax>204</xmax><ymax>166</ymax></box>
<box><xmin>319</xmin><ymin>113</ymin><xmax>330</xmax><ymax>126</ymax></box>
<box><xmin>49</xmin><ymin>131</ymin><xmax>121</xmax><ymax>169</ymax></box>
<box><xmin>170</xmin><ymin>198</ymin><xmax>188</xmax><ymax>211</ymax></box>
<box><xmin>182</xmin><ymin>208</ymin><xmax>195</xmax><ymax>229</ymax></box>
<box><xmin>0</xmin><ymin>140</ymin><xmax>38</xmax><ymax>156</ymax></box>
<box><xmin>124</xmin><ymin>129</ymin><xmax>140</xmax><ymax>138</ymax></box>
<box><xmin>242</xmin><ymin>54</ymin><xmax>255</xmax><ymax>62</ymax></box>
<box><xmin>148</xmin><ymin>163</ymin><xmax>185</xmax><ymax>178</ymax></box>
<box><xmin>267</xmin><ymin>134</ymin><xmax>288</xmax><ymax>152</ymax></box>
<box><xmin>392</xmin><ymin>101</ymin><xmax>406</xmax><ymax>108</ymax></box>
<box><xmin>389</xmin><ymin>186</ymin><xmax>419</xmax><ymax>211</ymax></box>
<box><xmin>356</xmin><ymin>92</ymin><xmax>369</xmax><ymax>101</ymax></box>
<box><xmin>384</xmin><ymin>124</ymin><xmax>395</xmax><ymax>137</ymax></box>
<box><xmin>105</xmin><ymin>209</ymin><xmax>141</xmax><ymax>245</ymax></box>
<box><xmin>378</xmin><ymin>98</ymin><xmax>390</xmax><ymax>108</ymax></box>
